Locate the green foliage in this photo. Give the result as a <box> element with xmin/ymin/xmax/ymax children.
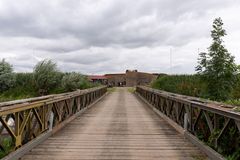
<box><xmin>231</xmin><ymin>74</ymin><xmax>240</xmax><ymax>99</ymax></box>
<box><xmin>225</xmin><ymin>99</ymin><xmax>240</xmax><ymax>107</ymax></box>
<box><xmin>0</xmin><ymin>73</ymin><xmax>36</xmax><ymax>102</ymax></box>
<box><xmin>218</xmin><ymin>124</ymin><xmax>240</xmax><ymax>159</ymax></box>
<box><xmin>151</xmin><ymin>74</ymin><xmax>240</xmax><ymax>107</ymax></box>
<box><xmin>0</xmin><ymin>137</ymin><xmax>14</xmax><ymax>159</ymax></box>
<box><xmin>107</xmin><ymin>87</ymin><xmax>116</xmax><ymax>92</ymax></box>
<box><xmin>0</xmin><ymin>59</ymin><xmax>96</xmax><ymax>102</ymax></box>
<box><xmin>0</xmin><ymin>59</ymin><xmax>15</xmax><ymax>92</ymax></box>
<box><xmin>207</xmin><ymin>129</ymin><xmax>220</xmax><ymax>148</ymax></box>
<box><xmin>61</xmin><ymin>72</ymin><xmax>91</xmax><ymax>92</ymax></box>
<box><xmin>196</xmin><ymin>17</ymin><xmax>238</xmax><ymax>101</ymax></box>
<box><xmin>191</xmin><ymin>155</ymin><xmax>207</xmax><ymax>160</ymax></box>
<box><xmin>127</xmin><ymin>87</ymin><xmax>136</xmax><ymax>93</ymax></box>
<box><xmin>196</xmin><ymin>52</ymin><xmax>207</xmax><ymax>73</ymax></box>
<box><xmin>152</xmin><ymin>75</ymin><xmax>208</xmax><ymax>98</ymax></box>
<box><xmin>33</xmin><ymin>59</ymin><xmax>60</xmax><ymax>95</ymax></box>
<box><xmin>0</xmin><ymin>86</ymin><xmax>36</xmax><ymax>101</ymax></box>
<box><xmin>15</xmin><ymin>73</ymin><xmax>34</xmax><ymax>87</ymax></box>
<box><xmin>227</xmin><ymin>148</ymin><xmax>240</xmax><ymax>160</ymax></box>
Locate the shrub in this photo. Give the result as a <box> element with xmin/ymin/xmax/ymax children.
<box><xmin>61</xmin><ymin>72</ymin><xmax>91</xmax><ymax>91</ymax></box>
<box><xmin>231</xmin><ymin>74</ymin><xmax>240</xmax><ymax>99</ymax></box>
<box><xmin>151</xmin><ymin>75</ymin><xmax>208</xmax><ymax>98</ymax></box>
<box><xmin>15</xmin><ymin>73</ymin><xmax>34</xmax><ymax>87</ymax></box>
<box><xmin>33</xmin><ymin>59</ymin><xmax>59</xmax><ymax>95</ymax></box>
<box><xmin>0</xmin><ymin>59</ymin><xmax>15</xmax><ymax>92</ymax></box>
<box><xmin>0</xmin><ymin>58</ymin><xmax>97</xmax><ymax>101</ymax></box>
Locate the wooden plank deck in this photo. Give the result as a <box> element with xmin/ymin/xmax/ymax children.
<box><xmin>21</xmin><ymin>88</ymin><xmax>206</xmax><ymax>160</ymax></box>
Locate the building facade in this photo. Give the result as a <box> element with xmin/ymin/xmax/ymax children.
<box><xmin>105</xmin><ymin>73</ymin><xmax>126</xmax><ymax>87</ymax></box>
<box><xmin>88</xmin><ymin>75</ymin><xmax>108</xmax><ymax>85</ymax></box>
<box><xmin>88</xmin><ymin>70</ymin><xmax>159</xmax><ymax>87</ymax></box>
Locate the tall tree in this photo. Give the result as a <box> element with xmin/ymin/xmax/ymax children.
<box><xmin>196</xmin><ymin>17</ymin><xmax>238</xmax><ymax>100</ymax></box>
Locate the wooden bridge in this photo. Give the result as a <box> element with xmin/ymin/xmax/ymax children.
<box><xmin>1</xmin><ymin>86</ymin><xmax>239</xmax><ymax>160</ymax></box>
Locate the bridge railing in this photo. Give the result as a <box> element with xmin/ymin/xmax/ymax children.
<box><xmin>0</xmin><ymin>86</ymin><xmax>107</xmax><ymax>155</ymax></box>
<box><xmin>136</xmin><ymin>86</ymin><xmax>240</xmax><ymax>157</ymax></box>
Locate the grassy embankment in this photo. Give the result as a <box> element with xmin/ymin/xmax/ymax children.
<box><xmin>151</xmin><ymin>74</ymin><xmax>240</xmax><ymax>109</ymax></box>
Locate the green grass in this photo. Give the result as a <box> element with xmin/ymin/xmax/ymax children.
<box><xmin>151</xmin><ymin>74</ymin><xmax>240</xmax><ymax>108</ymax></box>
<box><xmin>224</xmin><ymin>99</ymin><xmax>240</xmax><ymax>112</ymax></box>
<box><xmin>107</xmin><ymin>87</ymin><xmax>116</xmax><ymax>92</ymax></box>
<box><xmin>226</xmin><ymin>148</ymin><xmax>240</xmax><ymax>160</ymax></box>
<box><xmin>151</xmin><ymin>74</ymin><xmax>208</xmax><ymax>98</ymax></box>
<box><xmin>225</xmin><ymin>99</ymin><xmax>240</xmax><ymax>106</ymax></box>
<box><xmin>221</xmin><ymin>100</ymin><xmax>240</xmax><ymax>112</ymax></box>
<box><xmin>0</xmin><ymin>137</ymin><xmax>14</xmax><ymax>159</ymax></box>
<box><xmin>0</xmin><ymin>82</ymin><xmax>99</xmax><ymax>103</ymax></box>
<box><xmin>191</xmin><ymin>155</ymin><xmax>207</xmax><ymax>160</ymax></box>
<box><xmin>127</xmin><ymin>87</ymin><xmax>136</xmax><ymax>93</ymax></box>
<box><xmin>0</xmin><ymin>86</ymin><xmax>36</xmax><ymax>102</ymax></box>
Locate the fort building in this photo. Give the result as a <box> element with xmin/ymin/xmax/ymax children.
<box><xmin>88</xmin><ymin>70</ymin><xmax>159</xmax><ymax>87</ymax></box>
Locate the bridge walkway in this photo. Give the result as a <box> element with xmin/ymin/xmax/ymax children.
<box><xmin>21</xmin><ymin>88</ymin><xmax>206</xmax><ymax>160</ymax></box>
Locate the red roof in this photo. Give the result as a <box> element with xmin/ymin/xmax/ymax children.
<box><xmin>88</xmin><ymin>75</ymin><xmax>107</xmax><ymax>80</ymax></box>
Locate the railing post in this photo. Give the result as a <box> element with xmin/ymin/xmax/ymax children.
<box><xmin>49</xmin><ymin>111</ymin><xmax>54</xmax><ymax>131</ymax></box>
<box><xmin>15</xmin><ymin>112</ymin><xmax>21</xmax><ymax>148</ymax></box>
<box><xmin>184</xmin><ymin>113</ymin><xmax>188</xmax><ymax>130</ymax></box>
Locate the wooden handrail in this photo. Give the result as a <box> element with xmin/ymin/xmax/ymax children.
<box><xmin>0</xmin><ymin>86</ymin><xmax>107</xmax><ymax>154</ymax></box>
<box><xmin>136</xmin><ymin>85</ymin><xmax>240</xmax><ymax>157</ymax></box>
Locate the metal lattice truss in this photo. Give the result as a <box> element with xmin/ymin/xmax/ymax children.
<box><xmin>136</xmin><ymin>86</ymin><xmax>240</xmax><ymax>150</ymax></box>
<box><xmin>0</xmin><ymin>86</ymin><xmax>107</xmax><ymax>151</ymax></box>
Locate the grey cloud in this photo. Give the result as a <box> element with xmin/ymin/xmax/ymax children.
<box><xmin>0</xmin><ymin>0</ymin><xmax>240</xmax><ymax>74</ymax></box>
<box><xmin>0</xmin><ymin>0</ymin><xmax>232</xmax><ymax>47</ymax></box>
<box><xmin>55</xmin><ymin>52</ymin><xmax>114</xmax><ymax>65</ymax></box>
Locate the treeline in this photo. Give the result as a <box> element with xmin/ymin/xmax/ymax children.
<box><xmin>0</xmin><ymin>59</ymin><xmax>97</xmax><ymax>102</ymax></box>
<box><xmin>152</xmin><ymin>18</ymin><xmax>240</xmax><ymax>104</ymax></box>
<box><xmin>152</xmin><ymin>75</ymin><xmax>208</xmax><ymax>97</ymax></box>
<box><xmin>151</xmin><ymin>74</ymin><xmax>240</xmax><ymax>103</ymax></box>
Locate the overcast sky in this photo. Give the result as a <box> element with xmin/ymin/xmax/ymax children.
<box><xmin>0</xmin><ymin>0</ymin><xmax>240</xmax><ymax>75</ymax></box>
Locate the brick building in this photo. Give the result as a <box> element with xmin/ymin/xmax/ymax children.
<box><xmin>88</xmin><ymin>75</ymin><xmax>107</xmax><ymax>85</ymax></box>
<box><xmin>125</xmin><ymin>70</ymin><xmax>157</xmax><ymax>86</ymax></box>
<box><xmin>105</xmin><ymin>73</ymin><xmax>126</xmax><ymax>87</ymax></box>
<box><xmin>88</xmin><ymin>70</ymin><xmax>159</xmax><ymax>87</ymax></box>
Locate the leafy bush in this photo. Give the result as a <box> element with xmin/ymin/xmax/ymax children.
<box><xmin>0</xmin><ymin>73</ymin><xmax>37</xmax><ymax>102</ymax></box>
<box><xmin>0</xmin><ymin>59</ymin><xmax>15</xmax><ymax>92</ymax></box>
<box><xmin>61</xmin><ymin>72</ymin><xmax>91</xmax><ymax>91</ymax></box>
<box><xmin>15</xmin><ymin>73</ymin><xmax>34</xmax><ymax>87</ymax></box>
<box><xmin>0</xmin><ymin>137</ymin><xmax>14</xmax><ymax>159</ymax></box>
<box><xmin>33</xmin><ymin>59</ymin><xmax>60</xmax><ymax>95</ymax></box>
<box><xmin>231</xmin><ymin>74</ymin><xmax>240</xmax><ymax>99</ymax></box>
<box><xmin>151</xmin><ymin>75</ymin><xmax>208</xmax><ymax>98</ymax></box>
<box><xmin>0</xmin><ymin>59</ymin><xmax>97</xmax><ymax>102</ymax></box>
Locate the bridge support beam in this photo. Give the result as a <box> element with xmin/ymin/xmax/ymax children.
<box><xmin>2</xmin><ymin>90</ymin><xmax>107</xmax><ymax>160</ymax></box>
<box><xmin>135</xmin><ymin>90</ymin><xmax>225</xmax><ymax>160</ymax></box>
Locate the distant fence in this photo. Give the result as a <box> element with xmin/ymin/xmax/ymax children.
<box><xmin>0</xmin><ymin>86</ymin><xmax>107</xmax><ymax>157</ymax></box>
<box><xmin>136</xmin><ymin>86</ymin><xmax>240</xmax><ymax>159</ymax></box>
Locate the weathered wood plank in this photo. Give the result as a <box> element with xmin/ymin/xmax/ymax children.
<box><xmin>21</xmin><ymin>88</ymin><xmax>206</xmax><ymax>160</ymax></box>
